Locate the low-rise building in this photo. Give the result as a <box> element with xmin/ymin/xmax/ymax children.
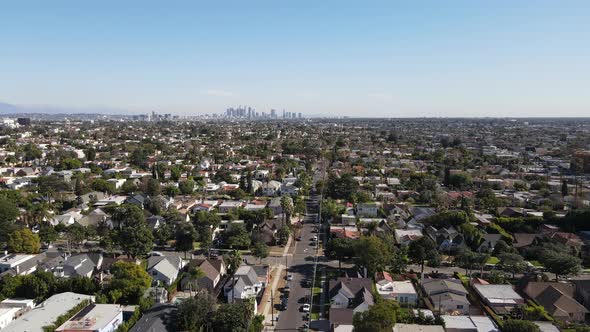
<box><xmin>3</xmin><ymin>292</ymin><xmax>95</xmax><ymax>332</ymax></box>
<box><xmin>55</xmin><ymin>303</ymin><xmax>124</xmax><ymax>332</ymax></box>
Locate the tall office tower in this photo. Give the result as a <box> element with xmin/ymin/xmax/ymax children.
<box><xmin>298</xmin><ymin>113</ymin><xmax>302</xmax><ymax>119</ymax></box>
<box><xmin>282</xmin><ymin>109</ymin><xmax>286</xmax><ymax>118</ymax></box>
<box><xmin>270</xmin><ymin>109</ymin><xmax>277</xmax><ymax>118</ymax></box>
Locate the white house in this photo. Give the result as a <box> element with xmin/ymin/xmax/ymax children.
<box><xmin>376</xmin><ymin>279</ymin><xmax>418</xmax><ymax>306</ymax></box>
<box><xmin>356</xmin><ymin>202</ymin><xmax>381</xmax><ymax>218</ymax></box>
<box><xmin>147</xmin><ymin>256</ymin><xmax>186</xmax><ymax>286</ymax></box>
<box><xmin>55</xmin><ymin>303</ymin><xmax>124</xmax><ymax>332</ymax></box>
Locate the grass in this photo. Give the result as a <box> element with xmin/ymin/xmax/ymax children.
<box><xmin>486</xmin><ymin>256</ymin><xmax>500</xmax><ymax>265</ymax></box>
<box><xmin>529</xmin><ymin>260</ymin><xmax>543</xmax><ymax>267</ymax></box>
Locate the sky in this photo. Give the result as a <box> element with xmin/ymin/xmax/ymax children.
<box><xmin>1</xmin><ymin>1</ymin><xmax>589</xmax><ymax>117</ymax></box>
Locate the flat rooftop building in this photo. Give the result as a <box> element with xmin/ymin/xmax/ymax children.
<box><xmin>55</xmin><ymin>303</ymin><xmax>123</xmax><ymax>332</ymax></box>
<box><xmin>3</xmin><ymin>292</ymin><xmax>95</xmax><ymax>332</ymax></box>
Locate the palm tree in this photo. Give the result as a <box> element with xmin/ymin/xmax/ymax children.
<box><xmin>280</xmin><ymin>196</ymin><xmax>294</xmax><ymax>225</ymax></box>
<box><xmin>187</xmin><ymin>267</ymin><xmax>205</xmax><ymax>297</ymax></box>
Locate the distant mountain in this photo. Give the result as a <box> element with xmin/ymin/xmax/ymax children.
<box><xmin>0</xmin><ymin>101</ymin><xmax>133</xmax><ymax>115</ymax></box>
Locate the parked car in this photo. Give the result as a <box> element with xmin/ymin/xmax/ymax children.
<box><xmin>286</xmin><ymin>274</ymin><xmax>294</xmax><ymax>281</ymax></box>
<box><xmin>302</xmin><ymin>303</ymin><xmax>310</xmax><ymax>312</ymax></box>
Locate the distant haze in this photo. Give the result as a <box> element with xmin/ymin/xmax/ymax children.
<box><xmin>1</xmin><ymin>1</ymin><xmax>589</xmax><ymax>117</ymax></box>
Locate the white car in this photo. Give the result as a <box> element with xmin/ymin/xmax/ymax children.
<box><xmin>311</xmin><ymin>236</ymin><xmax>318</xmax><ymax>241</ymax></box>
<box><xmin>286</xmin><ymin>274</ymin><xmax>294</xmax><ymax>281</ymax></box>
<box><xmin>302</xmin><ymin>304</ymin><xmax>311</xmax><ymax>312</ymax></box>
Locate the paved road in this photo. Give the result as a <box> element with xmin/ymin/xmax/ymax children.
<box><xmin>274</xmin><ymin>194</ymin><xmax>320</xmax><ymax>331</ymax></box>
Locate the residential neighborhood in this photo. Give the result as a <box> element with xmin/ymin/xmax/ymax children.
<box><xmin>0</xmin><ymin>117</ymin><xmax>590</xmax><ymax>332</ymax></box>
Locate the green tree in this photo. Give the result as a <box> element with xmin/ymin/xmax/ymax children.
<box><xmin>276</xmin><ymin>226</ymin><xmax>291</xmax><ymax>246</ymax></box>
<box><xmin>408</xmin><ymin>237</ymin><xmax>437</xmax><ymax>274</ymax></box>
<box><xmin>251</xmin><ymin>241</ymin><xmax>269</xmax><ymax>263</ymax></box>
<box><xmin>66</xmin><ymin>223</ymin><xmax>86</xmax><ymax>248</ymax></box>
<box><xmin>0</xmin><ymin>195</ymin><xmax>20</xmax><ymax>242</ymax></box>
<box><xmin>499</xmin><ymin>252</ymin><xmax>527</xmax><ymax>278</ymax></box>
<box><xmin>225</xmin><ymin>250</ymin><xmax>242</xmax><ymax>276</ymax></box>
<box><xmin>164</xmin><ymin>185</ymin><xmax>180</xmax><ymax>197</ymax></box>
<box><xmin>449</xmin><ymin>172</ymin><xmax>473</xmax><ymax>190</ymax></box>
<box><xmin>7</xmin><ymin>228</ymin><xmax>41</xmax><ymax>253</ymax></box>
<box><xmin>179</xmin><ymin>179</ymin><xmax>195</xmax><ymax>195</ymax></box>
<box><xmin>146</xmin><ymin>178</ymin><xmax>161</xmax><ymax>196</ymax></box>
<box><xmin>38</xmin><ymin>223</ymin><xmax>58</xmax><ymax>245</ymax></box>
<box><xmin>325</xmin><ymin>238</ymin><xmax>355</xmax><ymax>269</ymax></box>
<box><xmin>541</xmin><ymin>251</ymin><xmax>582</xmax><ymax>282</ymax></box>
<box><xmin>502</xmin><ymin>319</ymin><xmax>540</xmax><ymax>332</ymax></box>
<box><xmin>108</xmin><ymin>261</ymin><xmax>152</xmax><ymax>304</ymax></box>
<box><xmin>170</xmin><ymin>166</ymin><xmax>182</xmax><ymax>182</ymax></box>
<box><xmin>222</xmin><ymin>223</ymin><xmax>251</xmax><ymax>249</ymax></box>
<box><xmin>326</xmin><ymin>172</ymin><xmax>359</xmax><ymax>201</ymax></box>
<box><xmin>91</xmin><ymin>178</ymin><xmax>116</xmax><ymax>194</ymax></box>
<box><xmin>210</xmin><ymin>301</ymin><xmax>255</xmax><ymax>332</ymax></box>
<box><xmin>352</xmin><ymin>300</ymin><xmax>398</xmax><ymax>332</ymax></box>
<box><xmin>280</xmin><ymin>196</ymin><xmax>294</xmax><ymax>224</ymax></box>
<box><xmin>186</xmin><ymin>267</ymin><xmax>205</xmax><ymax>296</ymax></box>
<box><xmin>177</xmin><ymin>290</ymin><xmax>217</xmax><ymax>331</ymax></box>
<box><xmin>85</xmin><ymin>147</ymin><xmax>96</xmax><ymax>161</ymax></box>
<box><xmin>354</xmin><ymin>236</ymin><xmax>391</xmax><ymax>276</ymax></box>
<box><xmin>120</xmin><ymin>180</ymin><xmax>138</xmax><ymax>194</ymax></box>
<box><xmin>59</xmin><ymin>158</ymin><xmax>82</xmax><ymax>170</ymax></box>
<box><xmin>113</xmin><ymin>205</ymin><xmax>154</xmax><ymax>259</ymax></box>
<box><xmin>175</xmin><ymin>223</ymin><xmax>196</xmax><ymax>258</ymax></box>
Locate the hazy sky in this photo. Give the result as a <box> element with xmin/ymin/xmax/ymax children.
<box><xmin>1</xmin><ymin>1</ymin><xmax>589</xmax><ymax>117</ymax></box>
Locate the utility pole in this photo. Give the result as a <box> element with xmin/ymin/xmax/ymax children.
<box><xmin>271</xmin><ymin>289</ymin><xmax>274</xmax><ymax>326</ymax></box>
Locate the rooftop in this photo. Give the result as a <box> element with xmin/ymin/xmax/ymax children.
<box><xmin>3</xmin><ymin>292</ymin><xmax>95</xmax><ymax>332</ymax></box>
<box><xmin>55</xmin><ymin>304</ymin><xmax>122</xmax><ymax>331</ymax></box>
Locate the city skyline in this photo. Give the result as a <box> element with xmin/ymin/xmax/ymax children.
<box><xmin>1</xmin><ymin>1</ymin><xmax>589</xmax><ymax>117</ymax></box>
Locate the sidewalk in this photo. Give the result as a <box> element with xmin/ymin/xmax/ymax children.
<box><xmin>262</xmin><ymin>235</ymin><xmax>292</xmax><ymax>327</ymax></box>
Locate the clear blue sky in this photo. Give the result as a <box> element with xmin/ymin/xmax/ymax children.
<box><xmin>1</xmin><ymin>1</ymin><xmax>589</xmax><ymax>117</ymax></box>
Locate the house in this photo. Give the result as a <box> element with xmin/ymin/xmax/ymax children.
<box><xmin>375</xmin><ymin>272</ymin><xmax>417</xmax><ymax>305</ymax></box>
<box><xmin>0</xmin><ymin>297</ymin><xmax>36</xmax><ymax>329</ymax></box>
<box><xmin>524</xmin><ymin>282</ymin><xmax>588</xmax><ymax>322</ymax></box>
<box><xmin>55</xmin><ymin>303</ymin><xmax>124</xmax><ymax>332</ymax></box>
<box><xmin>0</xmin><ymin>253</ymin><xmax>37</xmax><ymax>275</ymax></box>
<box><xmin>146</xmin><ymin>215</ymin><xmax>164</xmax><ymax>230</ymax></box>
<box><xmin>393</xmin><ymin>324</ymin><xmax>445</xmax><ymax>332</ymax></box>
<box><xmin>147</xmin><ymin>256</ymin><xmax>186</xmax><ymax>286</ymax></box>
<box><xmin>395</xmin><ymin>229</ymin><xmax>424</xmax><ymax>246</ymax></box>
<box><xmin>330</xmin><ymin>226</ymin><xmax>361</xmax><ymax>240</ymax></box>
<box><xmin>477</xmin><ymin>234</ymin><xmax>503</xmax><ymax>253</ymax></box>
<box><xmin>513</xmin><ymin>233</ymin><xmax>541</xmax><ymax>249</ymax></box>
<box><xmin>3</xmin><ymin>292</ymin><xmax>95</xmax><ymax>332</ymax></box>
<box><xmin>422</xmin><ymin>279</ymin><xmax>470</xmax><ymax>315</ymax></box>
<box><xmin>472</xmin><ymin>283</ymin><xmax>524</xmax><ymax>315</ymax></box>
<box><xmin>441</xmin><ymin>315</ymin><xmax>499</xmax><ymax>332</ymax></box>
<box><xmin>125</xmin><ymin>193</ymin><xmax>149</xmax><ymax>209</ymax></box>
<box><xmin>55</xmin><ymin>253</ymin><xmax>103</xmax><ymax>278</ymax></box>
<box><xmin>280</xmin><ymin>183</ymin><xmax>299</xmax><ymax>196</ymax></box>
<box><xmin>129</xmin><ymin>304</ymin><xmax>177</xmax><ymax>332</ymax></box>
<box><xmin>77</xmin><ymin>208</ymin><xmax>110</xmax><ymax>228</ymax></box>
<box><xmin>260</xmin><ymin>180</ymin><xmax>281</xmax><ymax>196</ymax></box>
<box><xmin>267</xmin><ymin>197</ymin><xmax>283</xmax><ymax>216</ymax></box>
<box><xmin>180</xmin><ymin>258</ymin><xmax>226</xmax><ymax>294</ymax></box>
<box><xmin>218</xmin><ymin>200</ymin><xmax>244</xmax><ymax>213</ymax></box>
<box><xmin>356</xmin><ymin>202</ymin><xmax>381</xmax><ymax>218</ymax></box>
<box><xmin>328</xmin><ymin>277</ymin><xmax>374</xmax><ymax>313</ymax></box>
<box><xmin>425</xmin><ymin>226</ymin><xmax>465</xmax><ymax>251</ymax></box>
<box><xmin>329</xmin><ymin>308</ymin><xmax>354</xmax><ymax>332</ymax></box>
<box><xmin>224</xmin><ymin>265</ymin><xmax>264</xmax><ymax>309</ymax></box>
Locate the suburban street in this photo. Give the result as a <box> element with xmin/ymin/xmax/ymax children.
<box><xmin>274</xmin><ymin>193</ymin><xmax>320</xmax><ymax>331</ymax></box>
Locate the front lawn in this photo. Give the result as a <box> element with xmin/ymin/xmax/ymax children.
<box><xmin>486</xmin><ymin>256</ymin><xmax>500</xmax><ymax>265</ymax></box>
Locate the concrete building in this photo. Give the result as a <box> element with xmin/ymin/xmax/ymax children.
<box><xmin>4</xmin><ymin>292</ymin><xmax>95</xmax><ymax>332</ymax></box>
<box><xmin>55</xmin><ymin>303</ymin><xmax>123</xmax><ymax>332</ymax></box>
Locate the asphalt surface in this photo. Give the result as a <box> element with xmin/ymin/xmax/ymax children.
<box><xmin>274</xmin><ymin>193</ymin><xmax>320</xmax><ymax>331</ymax></box>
